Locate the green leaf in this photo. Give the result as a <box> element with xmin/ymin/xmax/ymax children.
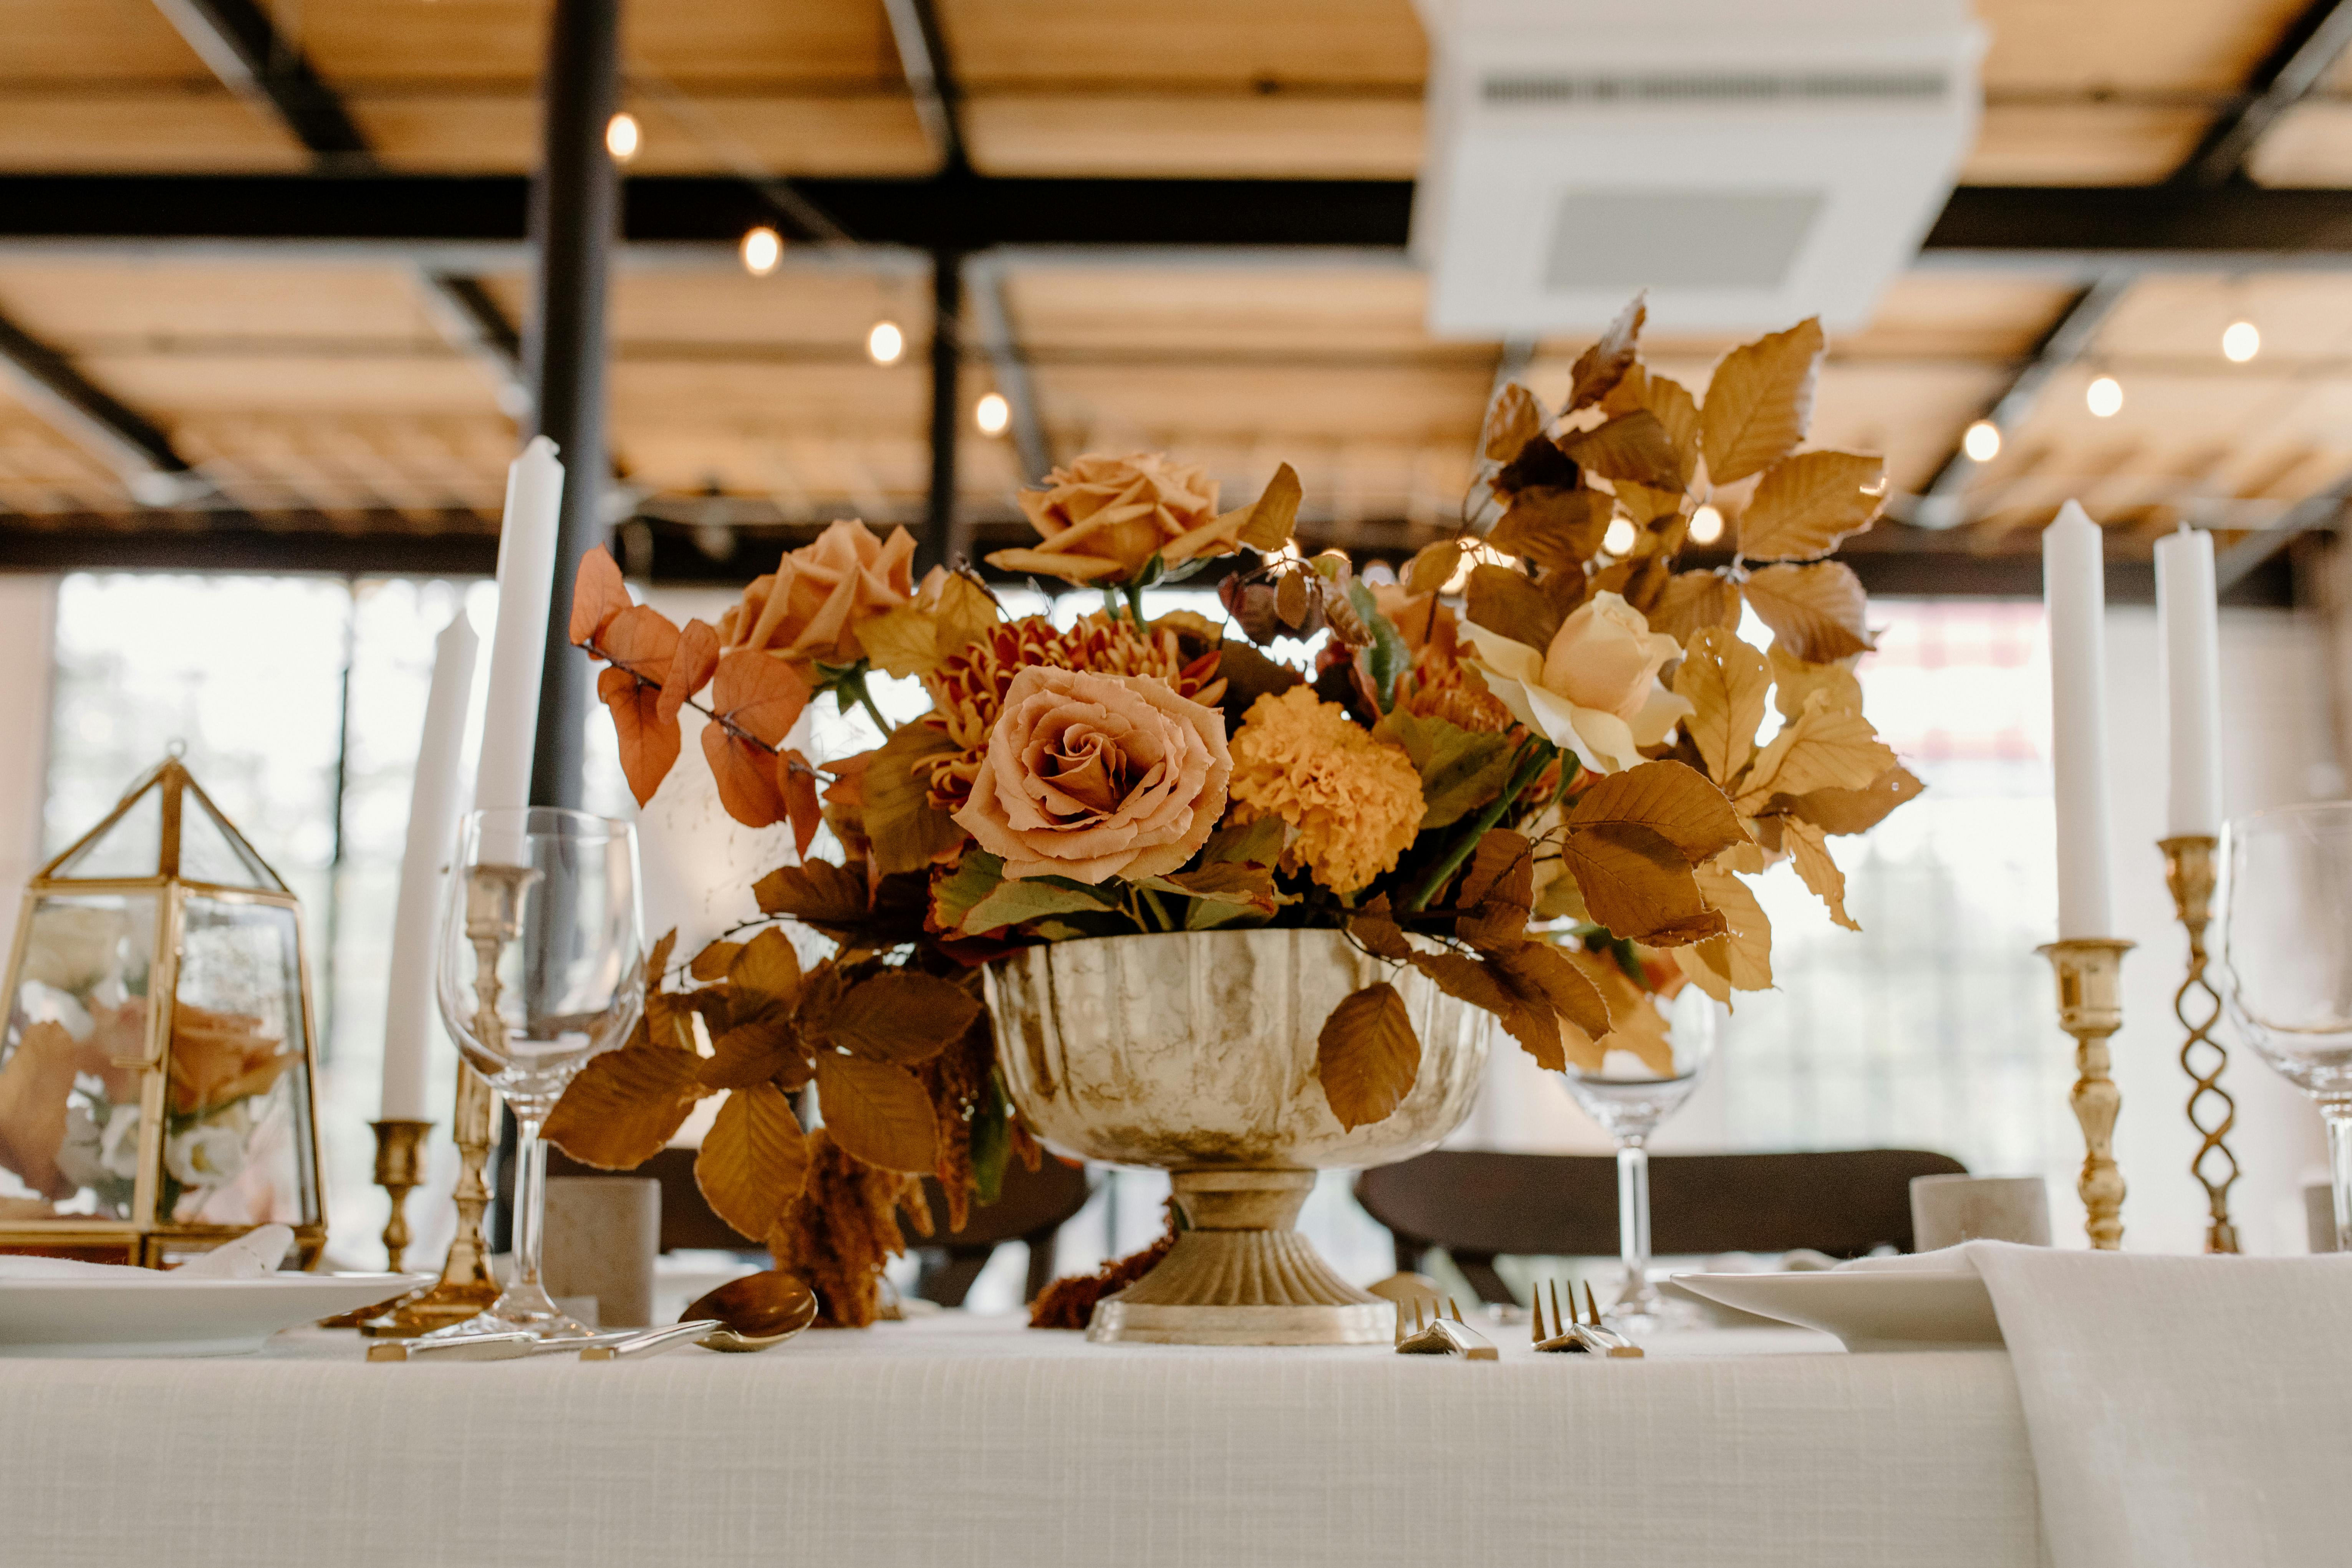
<box><xmin>1374</xmin><ymin>710</ymin><xmax>1517</xmax><ymax>831</ymax></box>
<box><xmin>1197</xmin><ymin>815</ymin><xmax>1285</xmax><ymax>867</ymax></box>
<box><xmin>969</xmin><ymin>1073</ymin><xmax>1011</xmax><ymax>1205</ymax></box>
<box><xmin>1347</xmin><ymin>582</ymin><xmax>1410</xmax><ymax>712</ymax></box>
<box><xmin>929</xmin><ymin>851</ymin><xmax>1006</xmax><ymax>933</ymax></box>
<box><xmin>960</xmin><ymin>875</ymin><xmax>1122</xmax><ymax>936</ymax></box>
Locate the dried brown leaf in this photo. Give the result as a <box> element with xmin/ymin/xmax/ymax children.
<box><xmin>1316</xmin><ymin>982</ymin><xmax>1422</xmax><ymax>1131</ymax></box>
<box><xmin>1737</xmin><ymin>451</ymin><xmax>1884</xmax><ymax>561</ymax></box>
<box><xmin>1403</xmin><ymin>539</ymin><xmax>1465</xmax><ymax>597</ymax></box>
<box><xmin>1769</xmin><ymin>643</ymin><xmax>1863</xmax><ymax>720</ymax></box>
<box><xmin>1490</xmin><ymin>486</ymin><xmax>1610</xmax><ymax>571</ymax></box>
<box><xmin>658</xmin><ymin>618</ymin><xmax>720</xmax><ymax>725</ymax></box>
<box><xmin>752</xmin><ymin>859</ymin><xmax>870</xmax><ymax>942</ymax></box>
<box><xmin>1464</xmin><ymin>563</ymin><xmax>1563</xmax><ymax>651</ymax></box>
<box><xmin>1641</xmin><ymin>374</ymin><xmax>1702</xmax><ymax>487</ymax></box>
<box><xmin>695</xmin><ymin>1083</ymin><xmax>809</xmax><ymax>1241</ymax></box>
<box><xmin>1484</xmin><ymin>383</ymin><xmax>1549</xmax><ymax>461</ymax></box>
<box><xmin>1699</xmin><ymin>318</ymin><xmax>1824</xmax><ymax>485</ymax></box>
<box><xmin>1487</xmin><ymin>939</ymin><xmax>1612</xmax><ymax>1040</ymax></box>
<box><xmin>1740</xmin><ymin>693</ymin><xmax>1898</xmax><ymax>807</ymax></box>
<box><xmin>1560</xmin><ymin>823</ymin><xmax>1729</xmax><ymax>948</ymax></box>
<box><xmin>1673</xmin><ymin>629</ymin><xmax>1771</xmax><ymax>786</ymax></box>
<box><xmin>689</xmin><ymin>939</ymin><xmax>744</xmax><ymax>982</ymax></box>
<box><xmin>728</xmin><ymin>926</ymin><xmax>802</xmax><ymax>1006</ymax></box>
<box><xmin>569</xmin><ymin>545</ymin><xmax>631</xmax><ymax>647</ymax></box>
<box><xmin>1348</xmin><ymin>900</ymin><xmax>1413</xmax><ymax>962</ymax></box>
<box><xmin>779</xmin><ymin>750</ymin><xmax>822</xmax><ymax>858</ymax></box>
<box><xmin>815</xmin><ymin>1052</ymin><xmax>939</xmax><ymax>1172</ymax></box>
<box><xmin>1646</xmin><ymin>571</ymin><xmax>1744</xmax><ymax>645</ymax></box>
<box><xmin>865</xmin><ymin>723</ymin><xmax>966</xmax><ymax>876</ymax></box>
<box><xmin>1742</xmin><ymin>561</ymin><xmax>1874</xmax><ymax>664</ymax></box>
<box><xmin>1240</xmin><ymin>462</ymin><xmax>1304</xmax><ymax>550</ymax></box>
<box><xmin>1567</xmin><ymin>294</ymin><xmax>1645</xmax><ymax>412</ymax></box>
<box><xmin>1408</xmin><ymin>950</ymin><xmax>1562</xmax><ymax>1070</ymax></box>
<box><xmin>1562</xmin><ymin>411</ymin><xmax>1681</xmax><ymax>491</ymax></box>
<box><xmin>825</xmin><ymin>972</ymin><xmax>981</xmax><ymax>1065</ymax></box>
<box><xmin>1693</xmin><ymin>866</ymin><xmax>1773</xmax><ymax>990</ymax></box>
<box><xmin>544</xmin><ymin>1045</ymin><xmax>706</xmax><ymax>1169</ymax></box>
<box><xmin>1782</xmin><ymin>764</ymin><xmax>1925</xmax><ymax>837</ymax></box>
<box><xmin>1567</xmin><ymin>760</ymin><xmax>1746</xmax><ymax>864</ymax></box>
<box><xmin>598</xmin><ymin>666</ymin><xmax>679</xmax><ymax>809</ymax></box>
<box><xmin>1784</xmin><ymin>817</ymin><xmax>1858</xmax><ymax>931</ymax></box>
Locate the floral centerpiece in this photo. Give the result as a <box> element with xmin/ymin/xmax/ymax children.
<box><xmin>550</xmin><ymin>297</ymin><xmax>1918</xmax><ymax>1325</ymax></box>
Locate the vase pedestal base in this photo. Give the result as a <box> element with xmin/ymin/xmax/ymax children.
<box><xmin>1086</xmin><ymin>1169</ymin><xmax>1388</xmax><ymax>1346</ymax></box>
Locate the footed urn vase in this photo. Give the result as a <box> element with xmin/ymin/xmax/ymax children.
<box><xmin>986</xmin><ymin>927</ymin><xmax>1492</xmax><ymax>1344</ymax></box>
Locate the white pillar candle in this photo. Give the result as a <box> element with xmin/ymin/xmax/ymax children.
<box><xmin>2154</xmin><ymin>523</ymin><xmax>2224</xmax><ymax>838</ymax></box>
<box><xmin>474</xmin><ymin>435</ymin><xmax>565</xmax><ymax>859</ymax></box>
<box><xmin>379</xmin><ymin>612</ymin><xmax>479</xmax><ymax>1123</ymax></box>
<box><xmin>2044</xmin><ymin>499</ymin><xmax>2115</xmax><ymax>939</ymax></box>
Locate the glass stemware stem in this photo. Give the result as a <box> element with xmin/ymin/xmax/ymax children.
<box><xmin>510</xmin><ymin>1111</ymin><xmax>552</xmax><ymax>1303</ymax></box>
<box><xmin>1615</xmin><ymin>1139</ymin><xmax>1654</xmax><ymax>1311</ymax></box>
<box><xmin>2324</xmin><ymin>1100</ymin><xmax>2352</xmax><ymax>1254</ymax></box>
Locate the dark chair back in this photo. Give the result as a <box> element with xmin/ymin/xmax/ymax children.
<box><xmin>1355</xmin><ymin>1147</ymin><xmax>1968</xmax><ymax>1303</ymax></box>
<box><xmin>913</xmin><ymin>1157</ymin><xmax>1095</xmax><ymax>1307</ymax></box>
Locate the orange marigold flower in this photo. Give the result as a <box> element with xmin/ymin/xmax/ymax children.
<box><xmin>921</xmin><ymin>613</ymin><xmax>1226</xmax><ymax>813</ymax></box>
<box><xmin>1227</xmin><ymin>686</ymin><xmax>1426</xmax><ymax>895</ymax></box>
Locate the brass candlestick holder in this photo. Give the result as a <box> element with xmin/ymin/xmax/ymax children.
<box><xmin>2161</xmin><ymin>835</ymin><xmax>2240</xmax><ymax>1253</ymax></box>
<box><xmin>362</xmin><ymin>864</ymin><xmax>536</xmax><ymax>1337</ymax></box>
<box><xmin>369</xmin><ymin>1119</ymin><xmax>433</xmax><ymax>1271</ymax></box>
<box><xmin>2039</xmin><ymin>938</ymin><xmax>2134</xmax><ymax>1250</ymax></box>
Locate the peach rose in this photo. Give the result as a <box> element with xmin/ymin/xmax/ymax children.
<box><xmin>952</xmin><ymin>665</ymin><xmax>1232</xmax><ymax>884</ymax></box>
<box><xmin>1466</xmin><ymin>591</ymin><xmax>1694</xmax><ymax>773</ymax></box>
<box><xmin>985</xmin><ymin>452</ymin><xmax>1233</xmax><ymax>587</ymax></box>
<box><xmin>720</xmin><ymin>519</ymin><xmax>916</xmax><ymax>666</ymax></box>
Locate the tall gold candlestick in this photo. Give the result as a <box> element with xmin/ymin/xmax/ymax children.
<box><xmin>362</xmin><ymin>1067</ymin><xmax>501</xmax><ymax>1335</ymax></box>
<box><xmin>2039</xmin><ymin>938</ymin><xmax>2134</xmax><ymax>1250</ymax></box>
<box><xmin>2160</xmin><ymin>835</ymin><xmax>2239</xmax><ymax>1253</ymax></box>
<box><xmin>369</xmin><ymin>1118</ymin><xmax>433</xmax><ymax>1272</ymax></box>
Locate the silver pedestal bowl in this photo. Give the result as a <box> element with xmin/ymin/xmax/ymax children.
<box><xmin>986</xmin><ymin>927</ymin><xmax>1493</xmax><ymax>1344</ymax></box>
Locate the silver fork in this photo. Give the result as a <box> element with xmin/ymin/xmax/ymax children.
<box><xmin>1393</xmin><ymin>1295</ymin><xmax>1498</xmax><ymax>1359</ymax></box>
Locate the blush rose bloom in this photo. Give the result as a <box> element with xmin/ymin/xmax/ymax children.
<box><xmin>984</xmin><ymin>452</ymin><xmax>1235</xmax><ymax>588</ymax></box>
<box><xmin>721</xmin><ymin>518</ymin><xmax>916</xmax><ymax>666</ymax></box>
<box><xmin>1465</xmin><ymin>591</ymin><xmax>1694</xmax><ymax>773</ymax></box>
<box><xmin>952</xmin><ymin>665</ymin><xmax>1232</xmax><ymax>884</ymax></box>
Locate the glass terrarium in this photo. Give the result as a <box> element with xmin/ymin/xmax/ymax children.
<box><xmin>0</xmin><ymin>756</ymin><xmax>324</xmax><ymax>1266</ymax></box>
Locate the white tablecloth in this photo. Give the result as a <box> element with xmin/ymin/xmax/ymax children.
<box><xmin>0</xmin><ymin>1317</ymin><xmax>2041</xmax><ymax>1568</ymax></box>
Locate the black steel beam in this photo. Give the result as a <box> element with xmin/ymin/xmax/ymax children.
<box><xmin>881</xmin><ymin>0</ymin><xmax>969</xmax><ymax>171</ymax></box>
<box><xmin>414</xmin><ymin>269</ymin><xmax>530</xmax><ymax>416</ymax></box>
<box><xmin>15</xmin><ymin>176</ymin><xmax>2352</xmax><ymax>263</ymax></box>
<box><xmin>149</xmin><ymin>0</ymin><xmax>371</xmax><ymax>162</ymax></box>
<box><xmin>0</xmin><ymin>310</ymin><xmax>209</xmax><ymax>505</ymax></box>
<box><xmin>2177</xmin><ymin>0</ymin><xmax>2352</xmax><ymax>187</ymax></box>
<box><xmin>524</xmin><ymin>0</ymin><xmax>622</xmax><ymax>814</ymax></box>
<box><xmin>924</xmin><ymin>248</ymin><xmax>966</xmax><ymax>573</ymax></box>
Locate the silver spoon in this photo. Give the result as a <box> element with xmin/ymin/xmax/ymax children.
<box><xmin>682</xmin><ymin>1270</ymin><xmax>819</xmax><ymax>1352</ymax></box>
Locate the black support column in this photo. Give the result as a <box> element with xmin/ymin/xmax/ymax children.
<box><xmin>525</xmin><ymin>0</ymin><xmax>621</xmax><ymax>812</ymax></box>
<box><xmin>923</xmin><ymin>247</ymin><xmax>966</xmax><ymax>574</ymax></box>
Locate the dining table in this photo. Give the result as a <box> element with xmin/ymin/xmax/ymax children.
<box><xmin>0</xmin><ymin>1314</ymin><xmax>2042</xmax><ymax>1568</ymax></box>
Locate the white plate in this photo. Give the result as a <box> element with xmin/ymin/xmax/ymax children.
<box><xmin>1670</xmin><ymin>1270</ymin><xmax>2003</xmax><ymax>1352</ymax></box>
<box><xmin>0</xmin><ymin>1273</ymin><xmax>426</xmax><ymax>1358</ymax></box>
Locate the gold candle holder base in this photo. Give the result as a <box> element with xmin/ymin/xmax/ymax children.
<box><xmin>2160</xmin><ymin>835</ymin><xmax>2239</xmax><ymax>1254</ymax></box>
<box><xmin>2039</xmin><ymin>937</ymin><xmax>2134</xmax><ymax>1250</ymax></box>
<box><xmin>361</xmin><ymin>1065</ymin><xmax>502</xmax><ymax>1336</ymax></box>
<box><xmin>317</xmin><ymin>1118</ymin><xmax>435</xmax><ymax>1329</ymax></box>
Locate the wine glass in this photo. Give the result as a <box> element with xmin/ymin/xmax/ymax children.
<box><xmin>1555</xmin><ymin>982</ymin><xmax>1720</xmax><ymax>1330</ymax></box>
<box><xmin>430</xmin><ymin>808</ymin><xmax>643</xmax><ymax>1339</ymax></box>
<box><xmin>2218</xmin><ymin>801</ymin><xmax>2352</xmax><ymax>1252</ymax></box>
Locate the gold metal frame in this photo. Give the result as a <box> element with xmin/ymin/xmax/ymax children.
<box><xmin>0</xmin><ymin>758</ymin><xmax>328</xmax><ymax>1266</ymax></box>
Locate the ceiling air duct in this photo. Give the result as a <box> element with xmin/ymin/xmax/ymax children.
<box><xmin>1410</xmin><ymin>0</ymin><xmax>1984</xmax><ymax>336</ymax></box>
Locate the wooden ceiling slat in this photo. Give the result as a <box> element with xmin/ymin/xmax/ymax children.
<box><xmin>937</xmin><ymin>0</ymin><xmax>1425</xmax><ymax>88</ymax></box>
<box><xmin>1004</xmin><ymin>266</ymin><xmax>1435</xmax><ymax>353</ymax></box>
<box><xmin>1961</xmin><ymin>103</ymin><xmax>2213</xmax><ymax>185</ymax></box>
<box><xmin>347</xmin><ymin>89</ymin><xmax>934</xmax><ymax>176</ymax></box>
<box><xmin>0</xmin><ymin>262</ymin><xmax>447</xmax><ymax>345</ymax></box>
<box><xmin>965</xmin><ymin>94</ymin><xmax>1421</xmax><ymax>179</ymax></box>
<box><xmin>0</xmin><ymin>94</ymin><xmax>306</xmax><ymax>172</ymax></box>
<box><xmin>2095</xmin><ymin>272</ymin><xmax>2352</xmax><ymax>358</ymax></box>
<box><xmin>1975</xmin><ymin>0</ymin><xmax>2316</xmax><ymax>93</ymax></box>
<box><xmin>7</xmin><ymin>0</ymin><xmax>222</xmax><ymax>82</ymax></box>
<box><xmin>2249</xmin><ymin>100</ymin><xmax>2352</xmax><ymax>185</ymax></box>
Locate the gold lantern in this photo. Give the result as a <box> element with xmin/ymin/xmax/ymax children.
<box><xmin>0</xmin><ymin>756</ymin><xmax>325</xmax><ymax>1266</ymax></box>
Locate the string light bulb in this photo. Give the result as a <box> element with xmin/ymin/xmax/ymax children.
<box><xmin>605</xmin><ymin>112</ymin><xmax>640</xmax><ymax>162</ymax></box>
<box><xmin>1688</xmin><ymin>504</ymin><xmax>1724</xmax><ymax>545</ymax></box>
<box><xmin>1963</xmin><ymin>420</ymin><xmax>2002</xmax><ymax>462</ymax></box>
<box><xmin>2222</xmin><ymin>320</ymin><xmax>2260</xmax><ymax>363</ymax></box>
<box><xmin>739</xmin><ymin>226</ymin><xmax>781</xmax><ymax>277</ymax></box>
<box><xmin>2086</xmin><ymin>375</ymin><xmax>2123</xmax><ymax>418</ymax></box>
<box><xmin>866</xmin><ymin>320</ymin><xmax>904</xmax><ymax>365</ymax></box>
<box><xmin>975</xmin><ymin>392</ymin><xmax>1010</xmax><ymax>435</ymax></box>
<box><xmin>1602</xmin><ymin>517</ymin><xmax>1638</xmax><ymax>556</ymax></box>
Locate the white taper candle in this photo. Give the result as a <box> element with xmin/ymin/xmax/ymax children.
<box><xmin>473</xmin><ymin>435</ymin><xmax>564</xmax><ymax>860</ymax></box>
<box><xmin>379</xmin><ymin>611</ymin><xmax>479</xmax><ymax>1123</ymax></box>
<box><xmin>2044</xmin><ymin>498</ymin><xmax>2115</xmax><ymax>939</ymax></box>
<box><xmin>2154</xmin><ymin>522</ymin><xmax>2224</xmax><ymax>838</ymax></box>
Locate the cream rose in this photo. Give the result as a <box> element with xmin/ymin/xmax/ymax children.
<box><xmin>721</xmin><ymin>518</ymin><xmax>916</xmax><ymax>666</ymax></box>
<box><xmin>952</xmin><ymin>666</ymin><xmax>1232</xmax><ymax>884</ymax></box>
<box><xmin>1466</xmin><ymin>591</ymin><xmax>1694</xmax><ymax>773</ymax></box>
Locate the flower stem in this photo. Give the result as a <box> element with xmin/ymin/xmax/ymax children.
<box><xmin>1122</xmin><ymin>580</ymin><xmax>1149</xmax><ymax>631</ymax></box>
<box><xmin>1138</xmin><ymin>885</ymin><xmax>1178</xmax><ymax>932</ymax></box>
<box><xmin>1402</xmin><ymin>740</ymin><xmax>1554</xmax><ymax>912</ymax></box>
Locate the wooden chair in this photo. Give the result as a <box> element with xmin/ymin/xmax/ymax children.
<box><xmin>1354</xmin><ymin>1147</ymin><xmax>1968</xmax><ymax>1303</ymax></box>
<box><xmin>545</xmin><ymin>1145</ymin><xmax>1095</xmax><ymax>1306</ymax></box>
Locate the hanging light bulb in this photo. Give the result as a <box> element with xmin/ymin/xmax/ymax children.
<box><xmin>1602</xmin><ymin>517</ymin><xmax>1638</xmax><ymax>556</ymax></box>
<box><xmin>975</xmin><ymin>392</ymin><xmax>1010</xmax><ymax>435</ymax></box>
<box><xmin>605</xmin><ymin>112</ymin><xmax>641</xmax><ymax>163</ymax></box>
<box><xmin>866</xmin><ymin>320</ymin><xmax>904</xmax><ymax>365</ymax></box>
<box><xmin>1687</xmin><ymin>504</ymin><xmax>1724</xmax><ymax>545</ymax></box>
<box><xmin>2222</xmin><ymin>320</ymin><xmax>2261</xmax><ymax>363</ymax></box>
<box><xmin>1963</xmin><ymin>420</ymin><xmax>2002</xmax><ymax>462</ymax></box>
<box><xmin>2086</xmin><ymin>375</ymin><xmax>2123</xmax><ymax>418</ymax></box>
<box><xmin>739</xmin><ymin>226</ymin><xmax>782</xmax><ymax>277</ymax></box>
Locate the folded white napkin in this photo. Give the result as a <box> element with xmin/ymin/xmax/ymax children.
<box><xmin>1855</xmin><ymin>1241</ymin><xmax>2352</xmax><ymax>1568</ymax></box>
<box><xmin>1831</xmin><ymin>1247</ymin><xmax>1978</xmax><ymax>1274</ymax></box>
<box><xmin>0</xmin><ymin>1224</ymin><xmax>295</xmax><ymax>1282</ymax></box>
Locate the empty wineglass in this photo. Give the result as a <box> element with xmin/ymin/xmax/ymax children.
<box><xmin>2219</xmin><ymin>802</ymin><xmax>2352</xmax><ymax>1251</ymax></box>
<box><xmin>430</xmin><ymin>808</ymin><xmax>642</xmax><ymax>1339</ymax></box>
<box><xmin>1555</xmin><ymin>982</ymin><xmax>1720</xmax><ymax>1330</ymax></box>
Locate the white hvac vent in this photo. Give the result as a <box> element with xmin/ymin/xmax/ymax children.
<box><xmin>1413</xmin><ymin>0</ymin><xmax>1983</xmax><ymax>337</ymax></box>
